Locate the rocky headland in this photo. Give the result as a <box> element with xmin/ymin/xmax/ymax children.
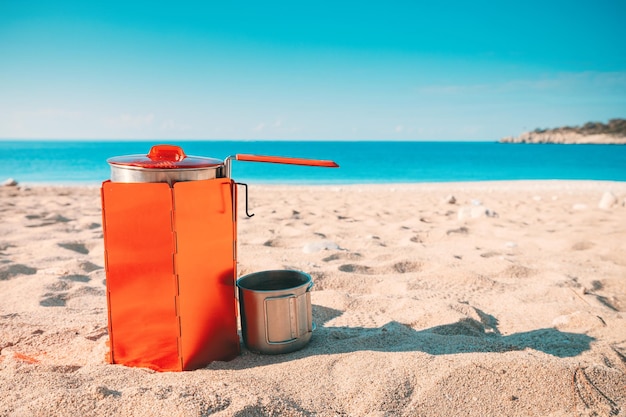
<box><xmin>500</xmin><ymin>118</ymin><xmax>626</xmax><ymax>144</ymax></box>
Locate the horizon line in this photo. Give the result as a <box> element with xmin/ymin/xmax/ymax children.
<box><xmin>0</xmin><ymin>137</ymin><xmax>499</xmax><ymax>142</ymax></box>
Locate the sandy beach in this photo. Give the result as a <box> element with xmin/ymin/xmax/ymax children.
<box><xmin>1</xmin><ymin>180</ymin><xmax>625</xmax><ymax>416</ymax></box>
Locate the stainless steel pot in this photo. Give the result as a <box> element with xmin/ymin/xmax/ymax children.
<box><xmin>107</xmin><ymin>144</ymin><xmax>222</xmax><ymax>184</ymax></box>
<box><xmin>107</xmin><ymin>144</ymin><xmax>339</xmax><ymax>185</ymax></box>
<box><xmin>237</xmin><ymin>270</ymin><xmax>314</xmax><ymax>354</ymax></box>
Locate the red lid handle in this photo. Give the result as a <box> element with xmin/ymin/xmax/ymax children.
<box><xmin>148</xmin><ymin>145</ymin><xmax>187</xmax><ymax>162</ymax></box>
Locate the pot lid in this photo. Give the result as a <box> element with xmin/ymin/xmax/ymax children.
<box><xmin>107</xmin><ymin>144</ymin><xmax>223</xmax><ymax>169</ymax></box>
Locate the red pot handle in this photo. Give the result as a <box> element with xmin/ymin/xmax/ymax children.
<box><xmin>235</xmin><ymin>154</ymin><xmax>339</xmax><ymax>168</ymax></box>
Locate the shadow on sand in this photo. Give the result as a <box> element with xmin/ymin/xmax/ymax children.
<box><xmin>214</xmin><ymin>305</ymin><xmax>596</xmax><ymax>370</ymax></box>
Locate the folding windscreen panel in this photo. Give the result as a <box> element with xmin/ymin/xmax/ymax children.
<box><xmin>101</xmin><ymin>178</ymin><xmax>240</xmax><ymax>371</ymax></box>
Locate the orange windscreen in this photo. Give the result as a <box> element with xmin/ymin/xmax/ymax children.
<box><xmin>101</xmin><ymin>179</ymin><xmax>239</xmax><ymax>372</ymax></box>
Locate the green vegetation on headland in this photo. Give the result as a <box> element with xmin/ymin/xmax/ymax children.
<box><xmin>500</xmin><ymin>118</ymin><xmax>626</xmax><ymax>144</ymax></box>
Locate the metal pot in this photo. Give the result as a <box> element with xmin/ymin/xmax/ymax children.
<box><xmin>237</xmin><ymin>270</ymin><xmax>314</xmax><ymax>354</ymax></box>
<box><xmin>107</xmin><ymin>144</ymin><xmax>338</xmax><ymax>185</ymax></box>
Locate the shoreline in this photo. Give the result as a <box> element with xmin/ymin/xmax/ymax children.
<box><xmin>6</xmin><ymin>178</ymin><xmax>626</xmax><ymax>187</ymax></box>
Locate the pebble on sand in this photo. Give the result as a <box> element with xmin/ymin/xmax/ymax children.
<box><xmin>443</xmin><ymin>194</ymin><xmax>456</xmax><ymax>204</ymax></box>
<box><xmin>2</xmin><ymin>178</ymin><xmax>18</xmax><ymax>187</ymax></box>
<box><xmin>598</xmin><ymin>191</ymin><xmax>617</xmax><ymax>209</ymax></box>
<box><xmin>457</xmin><ymin>205</ymin><xmax>498</xmax><ymax>220</ymax></box>
<box><xmin>302</xmin><ymin>240</ymin><xmax>341</xmax><ymax>253</ymax></box>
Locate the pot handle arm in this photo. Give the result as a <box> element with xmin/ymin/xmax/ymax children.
<box><xmin>234</xmin><ymin>154</ymin><xmax>339</xmax><ymax>168</ymax></box>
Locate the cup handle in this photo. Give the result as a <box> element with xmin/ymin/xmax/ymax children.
<box><xmin>265</xmin><ymin>293</ymin><xmax>311</xmax><ymax>344</ymax></box>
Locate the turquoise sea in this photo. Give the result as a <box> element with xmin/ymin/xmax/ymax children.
<box><xmin>1</xmin><ymin>140</ymin><xmax>625</xmax><ymax>185</ymax></box>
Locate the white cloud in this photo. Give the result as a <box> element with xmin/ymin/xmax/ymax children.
<box><xmin>250</xmin><ymin>118</ymin><xmax>301</xmax><ymax>138</ymax></box>
<box><xmin>417</xmin><ymin>84</ymin><xmax>489</xmax><ymax>95</ymax></box>
<box><xmin>9</xmin><ymin>108</ymin><xmax>83</xmax><ymax>124</ymax></box>
<box><xmin>30</xmin><ymin>108</ymin><xmax>82</xmax><ymax>118</ymax></box>
<box><xmin>160</xmin><ymin>119</ymin><xmax>191</xmax><ymax>131</ymax></box>
<box><xmin>0</xmin><ymin>108</ymin><xmax>84</xmax><ymax>138</ymax></box>
<box><xmin>107</xmin><ymin>113</ymin><xmax>155</xmax><ymax>129</ymax></box>
<box><xmin>416</xmin><ymin>71</ymin><xmax>626</xmax><ymax>96</ymax></box>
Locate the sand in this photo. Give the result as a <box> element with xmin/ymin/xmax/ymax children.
<box><xmin>1</xmin><ymin>180</ymin><xmax>625</xmax><ymax>416</ymax></box>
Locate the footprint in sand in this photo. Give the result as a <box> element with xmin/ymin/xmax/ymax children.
<box><xmin>338</xmin><ymin>261</ymin><xmax>422</xmax><ymax>275</ymax></box>
<box><xmin>0</xmin><ymin>243</ymin><xmax>15</xmax><ymax>254</ymax></box>
<box><xmin>58</xmin><ymin>242</ymin><xmax>89</xmax><ymax>254</ymax></box>
<box><xmin>62</xmin><ymin>274</ymin><xmax>91</xmax><ymax>283</ymax></box>
<box><xmin>25</xmin><ymin>213</ymin><xmax>71</xmax><ymax>227</ymax></box>
<box><xmin>41</xmin><ymin>278</ymin><xmax>104</xmax><ymax>307</ymax></box>
<box><xmin>322</xmin><ymin>252</ymin><xmax>362</xmax><ymax>262</ymax></box>
<box><xmin>71</xmin><ymin>286</ymin><xmax>105</xmax><ymax>298</ymax></box>
<box><xmin>446</xmin><ymin>226</ymin><xmax>469</xmax><ymax>235</ymax></box>
<box><xmin>393</xmin><ymin>261</ymin><xmax>422</xmax><ymax>273</ymax></box>
<box><xmin>45</xmin><ymin>280</ymin><xmax>72</xmax><ymax>292</ymax></box>
<box><xmin>85</xmin><ymin>327</ymin><xmax>108</xmax><ymax>341</ymax></box>
<box><xmin>572</xmin><ymin>241</ymin><xmax>594</xmax><ymax>251</ymax></box>
<box><xmin>0</xmin><ymin>263</ymin><xmax>37</xmax><ymax>280</ymax></box>
<box><xmin>78</xmin><ymin>220</ymin><xmax>101</xmax><ymax>230</ymax></box>
<box><xmin>79</xmin><ymin>260</ymin><xmax>102</xmax><ymax>273</ymax></box>
<box><xmin>40</xmin><ymin>292</ymin><xmax>68</xmax><ymax>307</ymax></box>
<box><xmin>41</xmin><ymin>278</ymin><xmax>72</xmax><ymax>306</ymax></box>
<box><xmin>39</xmin><ymin>258</ymin><xmax>104</xmax><ymax>307</ymax></box>
<box><xmin>409</xmin><ymin>235</ymin><xmax>423</xmax><ymax>243</ymax></box>
<box><xmin>501</xmin><ymin>264</ymin><xmax>536</xmax><ymax>279</ymax></box>
<box><xmin>338</xmin><ymin>264</ymin><xmax>373</xmax><ymax>274</ymax></box>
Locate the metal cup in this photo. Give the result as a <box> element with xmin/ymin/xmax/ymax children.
<box><xmin>237</xmin><ymin>270</ymin><xmax>314</xmax><ymax>354</ymax></box>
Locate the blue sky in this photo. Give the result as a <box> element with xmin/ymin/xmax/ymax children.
<box><xmin>1</xmin><ymin>1</ymin><xmax>625</xmax><ymax>140</ymax></box>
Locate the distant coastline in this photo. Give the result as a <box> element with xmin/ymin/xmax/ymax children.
<box><xmin>500</xmin><ymin>118</ymin><xmax>626</xmax><ymax>144</ymax></box>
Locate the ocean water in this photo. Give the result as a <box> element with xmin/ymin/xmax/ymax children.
<box><xmin>0</xmin><ymin>140</ymin><xmax>625</xmax><ymax>185</ymax></box>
